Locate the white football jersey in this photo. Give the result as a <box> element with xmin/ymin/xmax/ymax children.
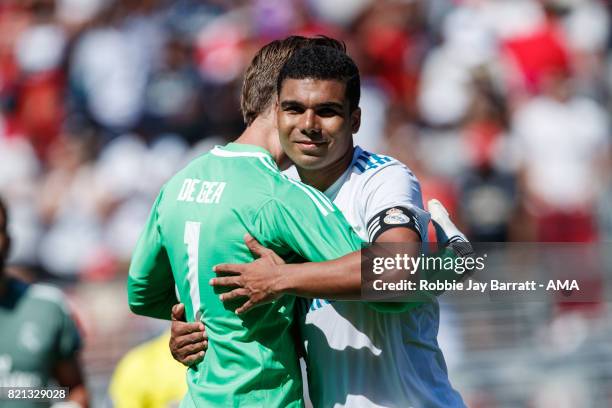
<box><xmin>296</xmin><ymin>146</ymin><xmax>466</xmax><ymax>408</ymax></box>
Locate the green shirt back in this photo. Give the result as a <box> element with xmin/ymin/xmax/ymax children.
<box><xmin>128</xmin><ymin>143</ymin><xmax>362</xmax><ymax>407</ymax></box>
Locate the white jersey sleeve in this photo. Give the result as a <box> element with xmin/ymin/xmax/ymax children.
<box><xmin>360</xmin><ymin>161</ymin><xmax>430</xmax><ymax>242</ymax></box>
<box><xmin>302</xmin><ymin>149</ymin><xmax>466</xmax><ymax>408</ymax></box>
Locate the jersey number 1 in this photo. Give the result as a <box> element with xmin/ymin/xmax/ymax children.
<box><xmin>184</xmin><ymin>221</ymin><xmax>202</xmax><ymax>322</ymax></box>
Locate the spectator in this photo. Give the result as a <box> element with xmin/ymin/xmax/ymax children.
<box><xmin>512</xmin><ymin>67</ymin><xmax>609</xmax><ymax>242</ymax></box>
<box><xmin>0</xmin><ymin>196</ymin><xmax>89</xmax><ymax>407</ymax></box>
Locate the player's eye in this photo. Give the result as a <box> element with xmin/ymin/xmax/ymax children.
<box><xmin>283</xmin><ymin>105</ymin><xmax>304</xmax><ymax>114</ymax></box>
<box><xmin>316</xmin><ymin>108</ymin><xmax>339</xmax><ymax>118</ymax></box>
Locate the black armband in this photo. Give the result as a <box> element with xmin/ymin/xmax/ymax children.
<box><xmin>366</xmin><ymin>206</ymin><xmax>421</xmax><ymax>242</ymax></box>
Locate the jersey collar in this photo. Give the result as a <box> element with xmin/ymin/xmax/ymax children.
<box><xmin>323</xmin><ymin>145</ymin><xmax>363</xmax><ymax>201</ymax></box>
<box><xmin>212</xmin><ymin>143</ymin><xmax>280</xmax><ymax>170</ymax></box>
<box><xmin>217</xmin><ymin>142</ymin><xmax>274</xmax><ymax>156</ymax></box>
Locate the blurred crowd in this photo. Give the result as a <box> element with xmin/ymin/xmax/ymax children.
<box><xmin>1</xmin><ymin>0</ymin><xmax>612</xmax><ymax>406</ymax></box>
<box><xmin>1</xmin><ymin>0</ymin><xmax>611</xmax><ymax>279</ymax></box>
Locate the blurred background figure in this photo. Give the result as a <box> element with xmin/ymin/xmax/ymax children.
<box><xmin>0</xmin><ymin>197</ymin><xmax>89</xmax><ymax>407</ymax></box>
<box><xmin>109</xmin><ymin>330</ymin><xmax>187</xmax><ymax>408</ymax></box>
<box><xmin>0</xmin><ymin>0</ymin><xmax>611</xmax><ymax>406</ymax></box>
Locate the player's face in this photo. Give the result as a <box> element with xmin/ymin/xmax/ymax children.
<box><xmin>277</xmin><ymin>78</ymin><xmax>360</xmax><ymax>171</ymax></box>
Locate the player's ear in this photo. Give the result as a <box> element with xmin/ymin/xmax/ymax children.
<box><xmin>351</xmin><ymin>107</ymin><xmax>361</xmax><ymax>134</ymax></box>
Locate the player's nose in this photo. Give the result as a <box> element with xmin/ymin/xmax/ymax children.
<box><xmin>299</xmin><ymin>110</ymin><xmax>322</xmax><ymax>138</ymax></box>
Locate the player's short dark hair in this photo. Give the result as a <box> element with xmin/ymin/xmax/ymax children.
<box><xmin>241</xmin><ymin>36</ymin><xmax>346</xmax><ymax>126</ymax></box>
<box><xmin>276</xmin><ymin>45</ymin><xmax>360</xmax><ymax>112</ymax></box>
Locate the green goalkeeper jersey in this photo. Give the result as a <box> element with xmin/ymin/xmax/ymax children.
<box><xmin>128</xmin><ymin>143</ymin><xmax>362</xmax><ymax>407</ymax></box>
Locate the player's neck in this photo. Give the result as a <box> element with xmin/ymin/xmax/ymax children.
<box><xmin>298</xmin><ymin>146</ymin><xmax>354</xmax><ymax>192</ymax></box>
<box><xmin>235</xmin><ymin>116</ymin><xmax>291</xmax><ymax>169</ymax></box>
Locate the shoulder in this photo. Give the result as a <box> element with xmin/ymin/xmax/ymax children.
<box><xmin>352</xmin><ymin>149</ymin><xmax>399</xmax><ymax>176</ymax></box>
<box><xmin>351</xmin><ymin>149</ymin><xmax>421</xmax><ymax>193</ymax></box>
<box><xmin>27</xmin><ymin>283</ymin><xmax>71</xmax><ymax>314</ymax></box>
<box><xmin>271</xmin><ymin>174</ymin><xmax>337</xmax><ymax>218</ymax></box>
<box><xmin>352</xmin><ymin>150</ymin><xmax>429</xmax><ymax>238</ymax></box>
<box><xmin>570</xmin><ymin>98</ymin><xmax>608</xmax><ymax>131</ymax></box>
<box><xmin>370</xmin><ymin>161</ymin><xmax>420</xmax><ymax>187</ymax></box>
<box><xmin>162</xmin><ymin>153</ymin><xmax>207</xmax><ymax>192</ymax></box>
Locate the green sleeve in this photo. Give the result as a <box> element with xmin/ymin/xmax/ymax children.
<box><xmin>254</xmin><ymin>197</ymin><xmax>363</xmax><ymax>263</ymax></box>
<box><xmin>127</xmin><ymin>190</ymin><xmax>177</xmax><ymax>320</ymax></box>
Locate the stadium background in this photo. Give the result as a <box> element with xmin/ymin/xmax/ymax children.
<box><xmin>1</xmin><ymin>0</ymin><xmax>612</xmax><ymax>406</ymax></box>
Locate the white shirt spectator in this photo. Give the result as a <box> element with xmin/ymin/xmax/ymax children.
<box><xmin>512</xmin><ymin>95</ymin><xmax>609</xmax><ymax>211</ymax></box>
